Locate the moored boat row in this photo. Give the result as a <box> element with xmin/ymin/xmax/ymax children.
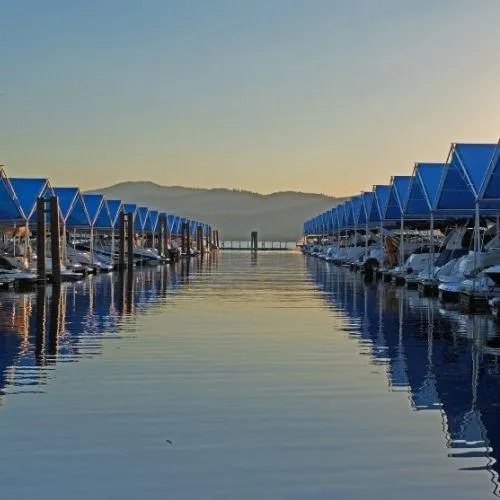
<box><xmin>302</xmin><ymin>141</ymin><xmax>500</xmax><ymax>315</ymax></box>
<box><xmin>0</xmin><ymin>166</ymin><xmax>220</xmax><ymax>289</ymax></box>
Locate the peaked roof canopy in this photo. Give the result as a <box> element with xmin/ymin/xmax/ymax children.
<box><xmin>82</xmin><ymin>194</ymin><xmax>113</xmax><ymax>229</ymax></box>
<box><xmin>384</xmin><ymin>176</ymin><xmax>411</xmax><ymax>220</ymax></box>
<box><xmin>52</xmin><ymin>187</ymin><xmax>90</xmax><ymax>228</ymax></box>
<box><xmin>404</xmin><ymin>163</ymin><xmax>445</xmax><ymax>218</ymax></box>
<box><xmin>371</xmin><ymin>185</ymin><xmax>390</xmax><ymax>223</ymax></box>
<box><xmin>107</xmin><ymin>199</ymin><xmax>123</xmax><ymax>229</ymax></box>
<box><xmin>9</xmin><ymin>177</ymin><xmax>53</xmax><ymax>221</ymax></box>
<box><xmin>0</xmin><ymin>169</ymin><xmax>25</xmax><ymax>221</ymax></box>
<box><xmin>434</xmin><ymin>143</ymin><xmax>498</xmax><ymax>214</ymax></box>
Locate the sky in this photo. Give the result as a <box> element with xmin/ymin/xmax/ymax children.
<box><xmin>1</xmin><ymin>0</ymin><xmax>500</xmax><ymax>196</ymax></box>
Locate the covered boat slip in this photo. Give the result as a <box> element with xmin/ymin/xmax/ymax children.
<box><xmin>303</xmin><ymin>140</ymin><xmax>500</xmax><ymax>311</ymax></box>
<box><xmin>0</xmin><ymin>166</ymin><xmax>219</xmax><ymax>286</ymax></box>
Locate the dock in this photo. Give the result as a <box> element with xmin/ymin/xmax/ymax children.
<box><xmin>220</xmin><ymin>241</ymin><xmax>294</xmax><ymax>251</ymax></box>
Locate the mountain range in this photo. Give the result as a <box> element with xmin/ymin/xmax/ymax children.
<box><xmin>86</xmin><ymin>182</ymin><xmax>344</xmax><ymax>241</ymax></box>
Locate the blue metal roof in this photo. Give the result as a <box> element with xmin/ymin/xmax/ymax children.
<box><xmin>107</xmin><ymin>200</ymin><xmax>123</xmax><ymax>229</ymax></box>
<box><xmin>453</xmin><ymin>143</ymin><xmax>497</xmax><ymax>197</ymax></box>
<box><xmin>329</xmin><ymin>207</ymin><xmax>337</xmax><ymax>230</ymax></box>
<box><xmin>172</xmin><ymin>216</ymin><xmax>182</xmax><ymax>235</ymax></box>
<box><xmin>167</xmin><ymin>214</ymin><xmax>177</xmax><ymax>234</ymax></box>
<box><xmin>82</xmin><ymin>194</ymin><xmax>113</xmax><ymax>229</ymax></box>
<box><xmin>478</xmin><ymin>143</ymin><xmax>500</xmax><ymax>202</ymax></box>
<box><xmin>336</xmin><ymin>203</ymin><xmax>346</xmax><ymax>230</ymax></box>
<box><xmin>360</xmin><ymin>192</ymin><xmax>374</xmax><ymax>225</ymax></box>
<box><xmin>53</xmin><ymin>187</ymin><xmax>90</xmax><ymax>227</ymax></box>
<box><xmin>384</xmin><ymin>176</ymin><xmax>411</xmax><ymax>220</ymax></box>
<box><xmin>371</xmin><ymin>185</ymin><xmax>390</xmax><ymax>223</ymax></box>
<box><xmin>144</xmin><ymin>210</ymin><xmax>159</xmax><ymax>232</ymax></box>
<box><xmin>350</xmin><ymin>195</ymin><xmax>363</xmax><ymax>226</ymax></box>
<box><xmin>404</xmin><ymin>163</ymin><xmax>445</xmax><ymax>218</ymax></box>
<box><xmin>0</xmin><ymin>170</ymin><xmax>24</xmax><ymax>221</ymax></box>
<box><xmin>134</xmin><ymin>206</ymin><xmax>148</xmax><ymax>231</ymax></box>
<box><xmin>9</xmin><ymin>178</ymin><xmax>52</xmax><ymax>221</ymax></box>
<box><xmin>344</xmin><ymin>199</ymin><xmax>354</xmax><ymax>228</ymax></box>
<box><xmin>123</xmin><ymin>203</ymin><xmax>137</xmax><ymax>215</ymax></box>
<box><xmin>434</xmin><ymin>143</ymin><xmax>498</xmax><ymax>214</ymax></box>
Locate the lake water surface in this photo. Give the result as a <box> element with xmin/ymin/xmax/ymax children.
<box><xmin>0</xmin><ymin>252</ymin><xmax>499</xmax><ymax>499</ymax></box>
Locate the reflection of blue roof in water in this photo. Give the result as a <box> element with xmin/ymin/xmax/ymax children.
<box><xmin>306</xmin><ymin>258</ymin><xmax>500</xmax><ymax>477</ymax></box>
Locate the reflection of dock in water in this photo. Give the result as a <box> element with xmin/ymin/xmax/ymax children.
<box><xmin>0</xmin><ymin>256</ymin><xmax>214</xmax><ymax>406</ymax></box>
<box><xmin>308</xmin><ymin>258</ymin><xmax>500</xmax><ymax>496</ymax></box>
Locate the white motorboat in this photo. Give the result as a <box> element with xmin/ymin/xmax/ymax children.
<box><xmin>67</xmin><ymin>246</ymin><xmax>114</xmax><ymax>272</ymax></box>
<box><xmin>0</xmin><ymin>254</ymin><xmax>39</xmax><ymax>286</ymax></box>
<box><xmin>438</xmin><ymin>244</ymin><xmax>500</xmax><ymax>302</ymax></box>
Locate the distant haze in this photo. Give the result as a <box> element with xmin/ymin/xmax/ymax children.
<box><xmin>87</xmin><ymin>181</ymin><xmax>343</xmax><ymax>240</ymax></box>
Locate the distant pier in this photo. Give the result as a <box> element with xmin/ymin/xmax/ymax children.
<box><xmin>220</xmin><ymin>240</ymin><xmax>294</xmax><ymax>251</ymax></box>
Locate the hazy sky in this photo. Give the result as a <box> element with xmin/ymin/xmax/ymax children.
<box><xmin>1</xmin><ymin>1</ymin><xmax>500</xmax><ymax>196</ymax></box>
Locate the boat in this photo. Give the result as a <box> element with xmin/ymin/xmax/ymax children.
<box><xmin>0</xmin><ymin>254</ymin><xmax>39</xmax><ymax>287</ymax></box>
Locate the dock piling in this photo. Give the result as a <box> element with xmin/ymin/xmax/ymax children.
<box><xmin>157</xmin><ymin>214</ymin><xmax>165</xmax><ymax>258</ymax></box>
<box><xmin>49</xmin><ymin>196</ymin><xmax>62</xmax><ymax>284</ymax></box>
<box><xmin>196</xmin><ymin>225</ymin><xmax>203</xmax><ymax>253</ymax></box>
<box><xmin>127</xmin><ymin>212</ymin><xmax>134</xmax><ymax>269</ymax></box>
<box><xmin>119</xmin><ymin>211</ymin><xmax>126</xmax><ymax>270</ymax></box>
<box><xmin>250</xmin><ymin>231</ymin><xmax>258</xmax><ymax>251</ymax></box>
<box><xmin>36</xmin><ymin>197</ymin><xmax>46</xmax><ymax>282</ymax></box>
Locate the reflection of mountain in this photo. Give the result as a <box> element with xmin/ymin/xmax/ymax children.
<box><xmin>86</xmin><ymin>182</ymin><xmax>344</xmax><ymax>240</ymax></box>
<box><xmin>0</xmin><ymin>258</ymin><xmax>206</xmax><ymax>407</ymax></box>
<box><xmin>308</xmin><ymin>259</ymin><xmax>500</xmax><ymax>495</ymax></box>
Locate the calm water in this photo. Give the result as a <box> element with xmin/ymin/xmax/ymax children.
<box><xmin>0</xmin><ymin>253</ymin><xmax>499</xmax><ymax>498</ymax></box>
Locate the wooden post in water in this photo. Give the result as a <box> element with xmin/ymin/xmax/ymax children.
<box><xmin>201</xmin><ymin>226</ymin><xmax>207</xmax><ymax>255</ymax></box>
<box><xmin>119</xmin><ymin>211</ymin><xmax>126</xmax><ymax>270</ymax></box>
<box><xmin>186</xmin><ymin>221</ymin><xmax>191</xmax><ymax>256</ymax></box>
<box><xmin>196</xmin><ymin>225</ymin><xmax>203</xmax><ymax>253</ymax></box>
<box><xmin>206</xmin><ymin>226</ymin><xmax>211</xmax><ymax>250</ymax></box>
<box><xmin>50</xmin><ymin>196</ymin><xmax>62</xmax><ymax>284</ymax></box>
<box><xmin>127</xmin><ymin>212</ymin><xmax>134</xmax><ymax>269</ymax></box>
<box><xmin>214</xmin><ymin>230</ymin><xmax>219</xmax><ymax>249</ymax></box>
<box><xmin>157</xmin><ymin>214</ymin><xmax>165</xmax><ymax>258</ymax></box>
<box><xmin>181</xmin><ymin>222</ymin><xmax>186</xmax><ymax>255</ymax></box>
<box><xmin>36</xmin><ymin>197</ymin><xmax>46</xmax><ymax>282</ymax></box>
<box><xmin>250</xmin><ymin>231</ymin><xmax>258</xmax><ymax>252</ymax></box>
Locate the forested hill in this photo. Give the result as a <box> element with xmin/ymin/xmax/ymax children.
<box><xmin>87</xmin><ymin>182</ymin><xmax>344</xmax><ymax>240</ymax></box>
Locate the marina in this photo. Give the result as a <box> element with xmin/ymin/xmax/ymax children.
<box><xmin>0</xmin><ymin>166</ymin><xmax>220</xmax><ymax>288</ymax></box>
<box><xmin>3</xmin><ymin>1</ymin><xmax>500</xmax><ymax>497</ymax></box>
